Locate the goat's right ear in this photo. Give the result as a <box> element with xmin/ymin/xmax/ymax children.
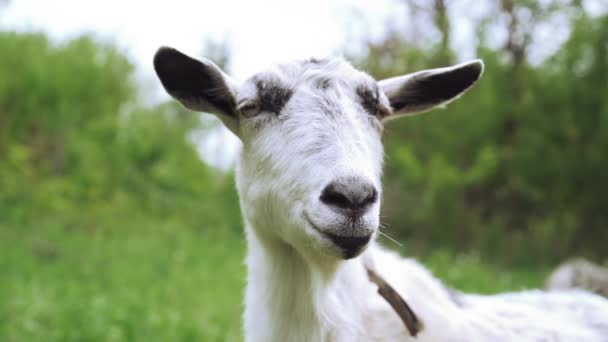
<box><xmin>153</xmin><ymin>47</ymin><xmax>239</xmax><ymax>133</ymax></box>
<box><xmin>379</xmin><ymin>60</ymin><xmax>483</xmax><ymax>120</ymax></box>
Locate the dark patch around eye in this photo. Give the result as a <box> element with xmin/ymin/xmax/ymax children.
<box><xmin>255</xmin><ymin>78</ymin><xmax>294</xmax><ymax>115</ymax></box>
<box><xmin>356</xmin><ymin>84</ymin><xmax>381</xmax><ymax>116</ymax></box>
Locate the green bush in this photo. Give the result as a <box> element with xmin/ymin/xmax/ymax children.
<box><xmin>360</xmin><ymin>14</ymin><xmax>608</xmax><ymax>265</ymax></box>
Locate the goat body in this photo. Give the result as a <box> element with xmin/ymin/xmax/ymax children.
<box><xmin>153</xmin><ymin>48</ymin><xmax>608</xmax><ymax>341</ymax></box>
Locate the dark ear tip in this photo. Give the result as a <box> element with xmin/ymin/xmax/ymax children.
<box><xmin>465</xmin><ymin>59</ymin><xmax>484</xmax><ymax>81</ymax></box>
<box><xmin>153</xmin><ymin>46</ymin><xmax>203</xmax><ymax>92</ymax></box>
<box><xmin>153</xmin><ymin>46</ymin><xmax>180</xmax><ymax>72</ymax></box>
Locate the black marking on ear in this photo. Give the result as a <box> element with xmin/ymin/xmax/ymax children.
<box><xmin>153</xmin><ymin>47</ymin><xmax>237</xmax><ymax>116</ymax></box>
<box><xmin>254</xmin><ymin>77</ymin><xmax>293</xmax><ymax>115</ymax></box>
<box><xmin>391</xmin><ymin>62</ymin><xmax>482</xmax><ymax>113</ymax></box>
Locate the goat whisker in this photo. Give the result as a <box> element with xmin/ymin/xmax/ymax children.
<box><xmin>377</xmin><ymin>230</ymin><xmax>403</xmax><ymax>247</ymax></box>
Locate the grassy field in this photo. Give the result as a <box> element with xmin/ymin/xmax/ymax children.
<box><xmin>0</xmin><ymin>216</ymin><xmax>549</xmax><ymax>341</ymax></box>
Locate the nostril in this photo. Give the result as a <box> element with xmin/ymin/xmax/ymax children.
<box><xmin>363</xmin><ymin>187</ymin><xmax>378</xmax><ymax>207</ymax></box>
<box><xmin>320</xmin><ymin>179</ymin><xmax>378</xmax><ymax>212</ymax></box>
<box><xmin>320</xmin><ymin>185</ymin><xmax>352</xmax><ymax>209</ymax></box>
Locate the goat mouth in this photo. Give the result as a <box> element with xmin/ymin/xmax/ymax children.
<box><xmin>303</xmin><ymin>212</ymin><xmax>373</xmax><ymax>259</ymax></box>
<box><xmin>303</xmin><ymin>211</ymin><xmax>326</xmax><ymax>235</ymax></box>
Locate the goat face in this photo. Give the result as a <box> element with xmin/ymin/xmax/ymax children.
<box><xmin>236</xmin><ymin>59</ymin><xmax>386</xmax><ymax>260</ymax></box>
<box><xmin>154</xmin><ymin>48</ymin><xmax>483</xmax><ymax>261</ymax></box>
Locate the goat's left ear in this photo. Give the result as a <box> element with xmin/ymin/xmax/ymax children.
<box><xmin>153</xmin><ymin>47</ymin><xmax>239</xmax><ymax>134</ymax></box>
<box><xmin>379</xmin><ymin>60</ymin><xmax>483</xmax><ymax>120</ymax></box>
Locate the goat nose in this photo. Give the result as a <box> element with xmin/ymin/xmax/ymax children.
<box><xmin>320</xmin><ymin>178</ymin><xmax>378</xmax><ymax>213</ymax></box>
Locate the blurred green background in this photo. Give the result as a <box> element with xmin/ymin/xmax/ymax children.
<box><xmin>1</xmin><ymin>0</ymin><xmax>607</xmax><ymax>340</ymax></box>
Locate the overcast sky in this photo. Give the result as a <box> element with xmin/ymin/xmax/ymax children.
<box><xmin>1</xmin><ymin>0</ymin><xmax>410</xmax><ymax>78</ymax></box>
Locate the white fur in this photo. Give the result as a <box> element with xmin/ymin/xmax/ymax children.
<box><xmin>242</xmin><ymin>239</ymin><xmax>608</xmax><ymax>341</ymax></box>
<box><xmin>156</xmin><ymin>52</ymin><xmax>608</xmax><ymax>341</ymax></box>
<box><xmin>230</xmin><ymin>59</ymin><xmax>608</xmax><ymax>342</ymax></box>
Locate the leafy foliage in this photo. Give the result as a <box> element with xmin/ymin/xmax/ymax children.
<box><xmin>357</xmin><ymin>7</ymin><xmax>608</xmax><ymax>265</ymax></box>
<box><xmin>0</xmin><ymin>31</ymin><xmax>243</xmax><ymax>340</ymax></box>
<box><xmin>0</xmin><ymin>32</ymin><xmax>239</xmax><ymax>231</ymax></box>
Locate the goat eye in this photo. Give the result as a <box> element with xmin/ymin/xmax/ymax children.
<box><xmin>239</xmin><ymin>102</ymin><xmax>261</xmax><ymax>117</ymax></box>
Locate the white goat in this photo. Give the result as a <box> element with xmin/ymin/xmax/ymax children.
<box><xmin>153</xmin><ymin>47</ymin><xmax>608</xmax><ymax>342</ymax></box>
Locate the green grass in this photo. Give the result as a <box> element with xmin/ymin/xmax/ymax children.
<box><xmin>0</xmin><ymin>216</ymin><xmax>245</xmax><ymax>341</ymax></box>
<box><xmin>1</xmin><ymin>217</ymin><xmax>548</xmax><ymax>341</ymax></box>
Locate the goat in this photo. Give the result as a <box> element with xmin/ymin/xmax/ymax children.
<box><xmin>154</xmin><ymin>47</ymin><xmax>608</xmax><ymax>341</ymax></box>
